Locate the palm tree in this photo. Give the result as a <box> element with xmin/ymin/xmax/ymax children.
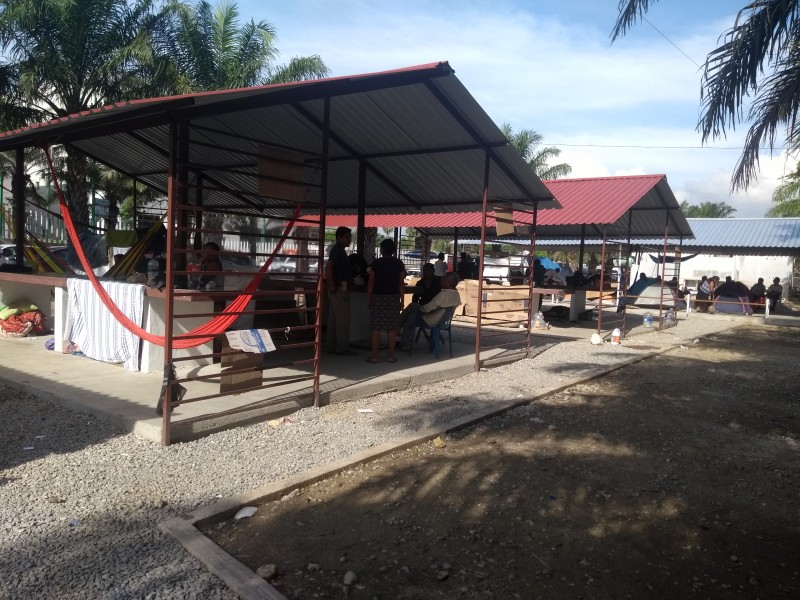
<box><xmin>0</xmin><ymin>0</ymin><xmax>177</xmax><ymax>229</ymax></box>
<box><xmin>768</xmin><ymin>167</ymin><xmax>800</xmax><ymax>216</ymax></box>
<box><xmin>98</xmin><ymin>0</ymin><xmax>329</xmax><ymax>229</ymax></box>
<box><xmin>679</xmin><ymin>200</ymin><xmax>737</xmax><ymax>218</ymax></box>
<box><xmin>501</xmin><ymin>123</ymin><xmax>572</xmax><ymax>180</ymax></box>
<box><xmin>168</xmin><ymin>0</ymin><xmax>328</xmax><ymax>92</ymax></box>
<box><xmin>611</xmin><ymin>1</ymin><xmax>800</xmax><ymax>192</ymax></box>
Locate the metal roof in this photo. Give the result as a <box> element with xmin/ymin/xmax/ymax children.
<box><xmin>0</xmin><ymin>62</ymin><xmax>557</xmax><ymax>216</ymax></box>
<box><xmin>637</xmin><ymin>218</ymin><xmax>800</xmax><ymax>255</ymax></box>
<box><xmin>468</xmin><ymin>218</ymin><xmax>800</xmax><ymax>256</ymax></box>
<box><xmin>326</xmin><ymin>174</ymin><xmax>692</xmax><ymax>238</ymax></box>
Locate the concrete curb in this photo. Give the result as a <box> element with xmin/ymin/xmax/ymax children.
<box><xmin>162</xmin><ymin>337</ymin><xmax>697</xmax><ymax>599</ymax></box>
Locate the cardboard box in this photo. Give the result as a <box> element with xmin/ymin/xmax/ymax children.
<box><xmin>220</xmin><ymin>330</ymin><xmax>275</xmax><ymax>394</ymax></box>
<box><xmin>225</xmin><ymin>329</ymin><xmax>276</xmax><ymax>353</ymax></box>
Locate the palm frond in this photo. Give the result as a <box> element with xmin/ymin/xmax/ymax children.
<box><xmin>699</xmin><ymin>1</ymin><xmax>800</xmax><ymax>145</ymax></box>
<box><xmin>610</xmin><ymin>0</ymin><xmax>659</xmax><ymax>42</ymax></box>
<box><xmin>266</xmin><ymin>55</ymin><xmax>328</xmax><ymax>84</ymax></box>
<box><xmin>729</xmin><ymin>41</ymin><xmax>800</xmax><ymax>190</ymax></box>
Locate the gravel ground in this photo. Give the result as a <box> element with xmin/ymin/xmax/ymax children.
<box><xmin>0</xmin><ymin>315</ymin><xmax>743</xmax><ymax>599</ymax></box>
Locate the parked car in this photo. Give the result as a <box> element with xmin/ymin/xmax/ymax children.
<box><xmin>266</xmin><ymin>256</ymin><xmax>319</xmax><ymax>273</ymax></box>
<box><xmin>0</xmin><ymin>244</ymin><xmax>18</xmax><ymax>266</ymax></box>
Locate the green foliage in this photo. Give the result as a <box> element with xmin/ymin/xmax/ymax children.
<box><xmin>0</xmin><ymin>0</ymin><xmax>329</xmax><ymax>230</ymax></box>
<box><xmin>679</xmin><ymin>200</ymin><xmax>737</xmax><ymax>218</ymax></box>
<box><xmin>167</xmin><ymin>0</ymin><xmax>328</xmax><ymax>91</ymax></box>
<box><xmin>500</xmin><ymin>123</ymin><xmax>571</xmax><ymax>180</ymax></box>
<box><xmin>768</xmin><ymin>165</ymin><xmax>800</xmax><ymax>216</ymax></box>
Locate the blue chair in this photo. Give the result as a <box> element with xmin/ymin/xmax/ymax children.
<box><xmin>409</xmin><ymin>304</ymin><xmax>458</xmax><ymax>359</ymax></box>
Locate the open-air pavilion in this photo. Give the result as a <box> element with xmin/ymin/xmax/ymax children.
<box><xmin>0</xmin><ymin>62</ymin><xmax>559</xmax><ymax>444</ymax></box>
<box><xmin>327</xmin><ymin>174</ymin><xmax>694</xmax><ymax>338</ymax></box>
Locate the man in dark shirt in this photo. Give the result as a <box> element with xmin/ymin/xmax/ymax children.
<box><xmin>457</xmin><ymin>252</ymin><xmax>473</xmax><ymax>281</ymax></box>
<box><xmin>532</xmin><ymin>258</ymin><xmax>546</xmax><ymax>287</ymax></box>
<box><xmin>325</xmin><ymin>227</ymin><xmax>356</xmax><ymax>354</ymax></box>
<box><xmin>413</xmin><ymin>262</ymin><xmax>441</xmax><ymax>305</ymax></box>
<box><xmin>400</xmin><ymin>263</ymin><xmax>441</xmax><ymax>350</ymax></box>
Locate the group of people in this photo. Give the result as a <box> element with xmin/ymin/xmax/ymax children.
<box><xmin>693</xmin><ymin>274</ymin><xmax>783</xmax><ymax>312</ymax></box>
<box><xmin>456</xmin><ymin>252</ymin><xmax>480</xmax><ymax>281</ymax></box>
<box><xmin>325</xmin><ymin>227</ymin><xmax>461</xmax><ymax>363</ymax></box>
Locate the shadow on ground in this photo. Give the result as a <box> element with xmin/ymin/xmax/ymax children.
<box><xmin>205</xmin><ymin>327</ymin><xmax>800</xmax><ymax>599</ymax></box>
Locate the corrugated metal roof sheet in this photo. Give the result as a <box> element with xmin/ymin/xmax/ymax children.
<box><xmin>460</xmin><ymin>219</ymin><xmax>800</xmax><ymax>255</ymax></box>
<box><xmin>0</xmin><ymin>62</ymin><xmax>557</xmax><ymax>216</ymax></box>
<box><xmin>325</xmin><ymin>174</ymin><xmax>692</xmax><ymax>238</ymax></box>
<box><xmin>638</xmin><ymin>218</ymin><xmax>800</xmax><ymax>253</ymax></box>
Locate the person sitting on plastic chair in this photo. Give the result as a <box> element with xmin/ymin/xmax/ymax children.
<box><xmin>410</xmin><ymin>271</ymin><xmax>461</xmax><ymax>359</ymax></box>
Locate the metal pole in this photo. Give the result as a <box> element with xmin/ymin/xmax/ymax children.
<box><xmin>161</xmin><ymin>121</ymin><xmax>180</xmax><ymax>446</ymax></box>
<box><xmin>1</xmin><ymin>173</ymin><xmax>4</xmax><ymax>239</ymax></box>
<box><xmin>313</xmin><ymin>97</ymin><xmax>331</xmax><ymax>408</ymax></box>
<box><xmin>474</xmin><ymin>151</ymin><xmax>491</xmax><ymax>373</ymax></box>
<box><xmin>13</xmin><ymin>148</ymin><xmax>25</xmax><ymax>264</ymax></box>
<box><xmin>357</xmin><ymin>161</ymin><xmax>366</xmax><ymax>255</ymax></box>
<box><xmin>598</xmin><ymin>228</ymin><xmax>607</xmax><ymax>334</ymax></box>
<box><xmin>525</xmin><ymin>202</ymin><xmax>538</xmax><ymax>355</ymax></box>
<box><xmin>658</xmin><ymin>220</ymin><xmax>669</xmax><ymax>328</ymax></box>
<box><xmin>132</xmin><ymin>178</ymin><xmax>137</xmax><ymax>229</ymax></box>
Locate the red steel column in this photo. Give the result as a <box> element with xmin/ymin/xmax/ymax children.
<box><xmin>474</xmin><ymin>151</ymin><xmax>490</xmax><ymax>372</ymax></box>
<box><xmin>313</xmin><ymin>97</ymin><xmax>331</xmax><ymax>407</ymax></box>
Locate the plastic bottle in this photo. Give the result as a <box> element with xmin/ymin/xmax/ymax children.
<box><xmin>611</xmin><ymin>328</ymin><xmax>621</xmax><ymax>344</ymax></box>
<box><xmin>532</xmin><ymin>311</ymin><xmax>544</xmax><ymax>329</ymax></box>
<box><xmin>643</xmin><ymin>312</ymin><xmax>653</xmax><ymax>328</ymax></box>
<box><xmin>147</xmin><ymin>258</ymin><xmax>159</xmax><ymax>286</ymax></box>
<box><xmin>663</xmin><ymin>308</ymin><xmax>676</xmax><ymax>328</ymax></box>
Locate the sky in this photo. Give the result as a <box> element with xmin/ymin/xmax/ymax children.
<box><xmin>238</xmin><ymin>0</ymin><xmax>796</xmax><ymax>217</ymax></box>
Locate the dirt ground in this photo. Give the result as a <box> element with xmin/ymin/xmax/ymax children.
<box><xmin>206</xmin><ymin>325</ymin><xmax>800</xmax><ymax>600</ymax></box>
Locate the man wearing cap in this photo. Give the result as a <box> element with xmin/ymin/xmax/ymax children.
<box><xmin>325</xmin><ymin>227</ymin><xmax>357</xmax><ymax>355</ymax></box>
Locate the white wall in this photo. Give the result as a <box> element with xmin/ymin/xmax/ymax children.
<box><xmin>634</xmin><ymin>253</ymin><xmax>794</xmax><ymax>295</ymax></box>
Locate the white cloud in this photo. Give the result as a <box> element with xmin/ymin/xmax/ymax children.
<box><xmin>249</xmin><ymin>1</ymin><xmax>793</xmax><ymax>218</ymax></box>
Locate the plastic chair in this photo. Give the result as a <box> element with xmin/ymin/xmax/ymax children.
<box><xmin>409</xmin><ymin>304</ymin><xmax>458</xmax><ymax>359</ymax></box>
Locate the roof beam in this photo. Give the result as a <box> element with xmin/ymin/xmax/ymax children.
<box><xmin>290</xmin><ymin>102</ymin><xmax>423</xmax><ymax>210</ymax></box>
<box><xmin>172</xmin><ymin>63</ymin><xmax>453</xmax><ymax>123</ymax></box>
<box><xmin>125</xmin><ymin>129</ymin><xmax>267</xmax><ymax>213</ymax></box>
<box><xmin>423</xmin><ymin>80</ymin><xmax>539</xmax><ymax>204</ymax></box>
<box><xmin>0</xmin><ymin>98</ymin><xmax>194</xmax><ymax>151</ymax></box>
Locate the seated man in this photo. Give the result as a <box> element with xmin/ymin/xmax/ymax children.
<box><xmin>399</xmin><ymin>263</ymin><xmax>440</xmax><ymax>346</ymax></box>
<box><xmin>766</xmin><ymin>277</ymin><xmax>783</xmax><ymax>312</ymax></box>
<box><xmin>750</xmin><ymin>277</ymin><xmax>766</xmax><ymax>300</ymax></box>
<box><xmin>413</xmin><ymin>262</ymin><xmax>441</xmax><ymax>305</ymax></box>
<box><xmin>401</xmin><ymin>271</ymin><xmax>460</xmax><ymax>350</ymax></box>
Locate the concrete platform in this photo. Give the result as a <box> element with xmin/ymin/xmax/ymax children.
<box><xmin>0</xmin><ymin>326</ymin><xmax>536</xmax><ymax>444</ymax></box>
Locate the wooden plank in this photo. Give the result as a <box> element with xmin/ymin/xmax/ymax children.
<box><xmin>159</xmin><ymin>517</ymin><xmax>287</xmax><ymax>600</ymax></box>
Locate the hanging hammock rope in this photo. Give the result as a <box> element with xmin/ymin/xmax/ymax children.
<box><xmin>42</xmin><ymin>144</ymin><xmax>304</xmax><ymax>349</ymax></box>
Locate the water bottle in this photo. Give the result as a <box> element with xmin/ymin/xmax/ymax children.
<box><xmin>533</xmin><ymin>311</ymin><xmax>544</xmax><ymax>329</ymax></box>
<box><xmin>611</xmin><ymin>328</ymin><xmax>621</xmax><ymax>344</ymax></box>
<box><xmin>663</xmin><ymin>308</ymin><xmax>676</xmax><ymax>328</ymax></box>
<box><xmin>643</xmin><ymin>312</ymin><xmax>653</xmax><ymax>328</ymax></box>
<box><xmin>147</xmin><ymin>258</ymin><xmax>159</xmax><ymax>286</ymax></box>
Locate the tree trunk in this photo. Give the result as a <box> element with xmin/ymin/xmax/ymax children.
<box><xmin>64</xmin><ymin>148</ymin><xmax>90</xmax><ymax>233</ymax></box>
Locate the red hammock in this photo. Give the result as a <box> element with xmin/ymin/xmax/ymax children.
<box><xmin>43</xmin><ymin>145</ymin><xmax>303</xmax><ymax>349</ymax></box>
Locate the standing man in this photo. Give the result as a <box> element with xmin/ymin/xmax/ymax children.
<box><xmin>325</xmin><ymin>226</ymin><xmax>356</xmax><ymax>355</ymax></box>
<box><xmin>433</xmin><ymin>252</ymin><xmax>447</xmax><ymax>278</ymax></box>
<box><xmin>457</xmin><ymin>252</ymin><xmax>473</xmax><ymax>281</ymax></box>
